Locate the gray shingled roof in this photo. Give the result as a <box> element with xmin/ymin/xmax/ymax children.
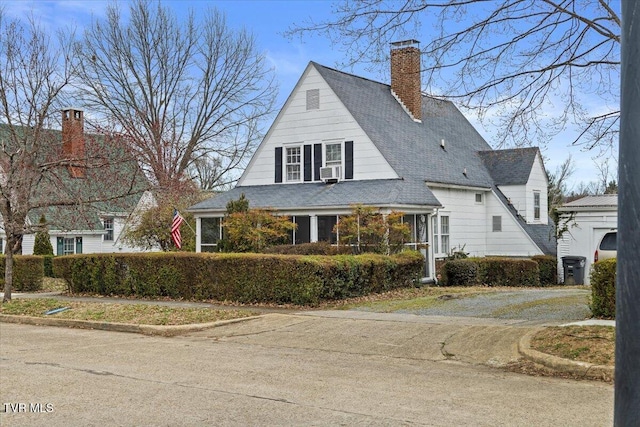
<box><xmin>478</xmin><ymin>147</ymin><xmax>539</xmax><ymax>185</ymax></box>
<box><xmin>0</xmin><ymin>124</ymin><xmax>149</xmax><ymax>233</ymax></box>
<box><xmin>561</xmin><ymin>194</ymin><xmax>618</xmax><ymax>208</ymax></box>
<box><xmin>492</xmin><ymin>186</ymin><xmax>556</xmax><ymax>255</ymax></box>
<box><xmin>190</xmin><ymin>62</ymin><xmax>554</xmax><ymax>255</ymax></box>
<box><xmin>313</xmin><ymin>63</ymin><xmax>495</xmax><ymax>188</ymax></box>
<box><xmin>190</xmin><ymin>179</ymin><xmax>441</xmax><ymax>212</ymax></box>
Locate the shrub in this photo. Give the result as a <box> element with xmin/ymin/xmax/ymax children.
<box><xmin>477</xmin><ymin>258</ymin><xmax>540</xmax><ymax>287</ymax></box>
<box><xmin>442</xmin><ymin>258</ymin><xmax>540</xmax><ymax>287</ymax></box>
<box><xmin>443</xmin><ymin>260</ymin><xmax>479</xmax><ymax>286</ymax></box>
<box><xmin>264</xmin><ymin>242</ymin><xmax>349</xmax><ymax>255</ymax></box>
<box><xmin>335</xmin><ymin>205</ymin><xmax>410</xmax><ymax>254</ymax></box>
<box><xmin>532</xmin><ymin>255</ymin><xmax>557</xmax><ymax>286</ymax></box>
<box><xmin>43</xmin><ymin>255</ymin><xmax>55</xmax><ymax>277</ymax></box>
<box><xmin>53</xmin><ymin>251</ymin><xmax>424</xmax><ymax>305</ymax></box>
<box><xmin>0</xmin><ymin>255</ymin><xmax>44</xmax><ymax>292</ymax></box>
<box><xmin>590</xmin><ymin>259</ymin><xmax>616</xmax><ymax>318</ymax></box>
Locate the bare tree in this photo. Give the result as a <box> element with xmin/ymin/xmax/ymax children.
<box><xmin>0</xmin><ymin>12</ymin><xmax>147</xmax><ymax>301</ymax></box>
<box><xmin>290</xmin><ymin>0</ymin><xmax>620</xmax><ymax>149</ymax></box>
<box><xmin>547</xmin><ymin>155</ymin><xmax>574</xmax><ymax>208</ymax></box>
<box><xmin>74</xmin><ymin>0</ymin><xmax>277</xmax><ymax>192</ymax></box>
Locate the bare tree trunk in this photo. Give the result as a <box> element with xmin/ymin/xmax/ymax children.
<box><xmin>3</xmin><ymin>241</ymin><xmax>14</xmax><ymax>302</ymax></box>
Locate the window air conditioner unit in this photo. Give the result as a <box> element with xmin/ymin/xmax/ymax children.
<box><xmin>320</xmin><ymin>165</ymin><xmax>341</xmax><ymax>182</ymax></box>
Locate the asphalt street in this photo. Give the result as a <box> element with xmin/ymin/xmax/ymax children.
<box><xmin>0</xmin><ymin>310</ymin><xmax>614</xmax><ymax>426</ymax></box>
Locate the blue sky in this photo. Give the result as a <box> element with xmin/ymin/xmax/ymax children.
<box><xmin>3</xmin><ymin>0</ymin><xmax>617</xmax><ymax>190</ymax></box>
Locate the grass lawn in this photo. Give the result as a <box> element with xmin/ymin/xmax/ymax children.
<box><xmin>0</xmin><ymin>298</ymin><xmax>257</xmax><ymax>326</ymax></box>
<box><xmin>531</xmin><ymin>325</ymin><xmax>615</xmax><ymax>366</ymax></box>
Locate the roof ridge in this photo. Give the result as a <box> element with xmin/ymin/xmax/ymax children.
<box><xmin>310</xmin><ymin>61</ymin><xmax>448</xmax><ymax>104</ymax></box>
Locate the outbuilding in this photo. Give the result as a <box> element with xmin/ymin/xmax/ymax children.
<box><xmin>556</xmin><ymin>194</ymin><xmax>618</xmax><ymax>285</ymax></box>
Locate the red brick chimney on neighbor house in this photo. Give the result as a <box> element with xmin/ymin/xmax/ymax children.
<box><xmin>390</xmin><ymin>40</ymin><xmax>422</xmax><ymax>121</ymax></box>
<box><xmin>62</xmin><ymin>108</ymin><xmax>86</xmax><ymax>178</ymax></box>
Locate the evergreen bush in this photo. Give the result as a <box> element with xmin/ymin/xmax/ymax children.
<box><xmin>590</xmin><ymin>259</ymin><xmax>616</xmax><ymax>318</ymax></box>
<box><xmin>53</xmin><ymin>251</ymin><xmax>424</xmax><ymax>305</ymax></box>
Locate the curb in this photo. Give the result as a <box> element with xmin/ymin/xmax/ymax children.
<box><xmin>517</xmin><ymin>328</ymin><xmax>614</xmax><ymax>381</ymax></box>
<box><xmin>0</xmin><ymin>314</ymin><xmax>264</xmax><ymax>337</ymax></box>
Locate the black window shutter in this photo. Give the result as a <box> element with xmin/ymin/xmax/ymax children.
<box><xmin>303</xmin><ymin>145</ymin><xmax>312</xmax><ymax>181</ymax></box>
<box><xmin>345</xmin><ymin>141</ymin><xmax>354</xmax><ymax>179</ymax></box>
<box><xmin>275</xmin><ymin>147</ymin><xmax>283</xmax><ymax>183</ymax></box>
<box><xmin>57</xmin><ymin>237</ymin><xmax>64</xmax><ymax>255</ymax></box>
<box><xmin>313</xmin><ymin>144</ymin><xmax>322</xmax><ymax>181</ymax></box>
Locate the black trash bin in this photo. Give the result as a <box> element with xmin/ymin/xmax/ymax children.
<box><xmin>562</xmin><ymin>256</ymin><xmax>587</xmax><ymax>285</ymax></box>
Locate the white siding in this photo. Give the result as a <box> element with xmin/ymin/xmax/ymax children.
<box><xmin>431</xmin><ymin>188</ymin><xmax>487</xmax><ymax>256</ymax></box>
<box><xmin>240</xmin><ymin>64</ymin><xmax>397</xmax><ymax>186</ymax></box>
<box><xmin>498</xmin><ymin>184</ymin><xmax>527</xmax><ymax>220</ymax></box>
<box><xmin>557</xmin><ymin>209</ymin><xmax>617</xmax><ymax>285</ymax></box>
<box><xmin>498</xmin><ymin>153</ymin><xmax>548</xmax><ymax>224</ymax></box>
<box><xmin>431</xmin><ymin>186</ymin><xmax>543</xmax><ymax>258</ymax></box>
<box><xmin>525</xmin><ymin>154</ymin><xmax>549</xmax><ymax>224</ymax></box>
<box><xmin>485</xmin><ymin>190</ymin><xmax>542</xmax><ymax>256</ymax></box>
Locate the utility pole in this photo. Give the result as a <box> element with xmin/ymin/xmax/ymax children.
<box><xmin>615</xmin><ymin>1</ymin><xmax>640</xmax><ymax>424</ymax></box>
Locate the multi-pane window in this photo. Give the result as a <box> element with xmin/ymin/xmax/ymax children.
<box><xmin>286</xmin><ymin>147</ymin><xmax>301</xmax><ymax>181</ymax></box>
<box><xmin>440</xmin><ymin>216</ymin><xmax>450</xmax><ymax>255</ymax></box>
<box><xmin>533</xmin><ymin>192</ymin><xmax>541</xmax><ymax>220</ymax></box>
<box><xmin>103</xmin><ymin>218</ymin><xmax>114</xmax><ymax>241</ymax></box>
<box><xmin>325</xmin><ymin>143</ymin><xmax>341</xmax><ymax>166</ymax></box>
<box><xmin>432</xmin><ymin>215</ymin><xmax>450</xmax><ymax>255</ymax></box>
<box><xmin>432</xmin><ymin>216</ymin><xmax>439</xmax><ymax>254</ymax></box>
<box><xmin>63</xmin><ymin>237</ymin><xmax>75</xmax><ymax>255</ymax></box>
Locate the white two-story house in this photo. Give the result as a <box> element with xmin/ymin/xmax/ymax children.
<box><xmin>188</xmin><ymin>41</ymin><xmax>555</xmax><ymax>280</ymax></box>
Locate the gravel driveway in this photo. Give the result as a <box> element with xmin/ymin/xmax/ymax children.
<box><xmin>375</xmin><ymin>288</ymin><xmax>592</xmax><ymax>323</ymax></box>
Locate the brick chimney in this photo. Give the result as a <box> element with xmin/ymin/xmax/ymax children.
<box><xmin>62</xmin><ymin>108</ymin><xmax>86</xmax><ymax>178</ymax></box>
<box><xmin>390</xmin><ymin>40</ymin><xmax>422</xmax><ymax>121</ymax></box>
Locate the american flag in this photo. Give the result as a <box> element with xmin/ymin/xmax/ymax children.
<box><xmin>171</xmin><ymin>209</ymin><xmax>185</xmax><ymax>249</ymax></box>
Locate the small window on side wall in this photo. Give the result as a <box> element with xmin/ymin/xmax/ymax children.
<box><xmin>475</xmin><ymin>193</ymin><xmax>483</xmax><ymax>203</ymax></box>
<box><xmin>492</xmin><ymin>216</ymin><xmax>502</xmax><ymax>232</ymax></box>
<box><xmin>533</xmin><ymin>191</ymin><xmax>541</xmax><ymax>220</ymax></box>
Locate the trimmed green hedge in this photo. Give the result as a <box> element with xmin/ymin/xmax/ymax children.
<box><xmin>443</xmin><ymin>258</ymin><xmax>540</xmax><ymax>287</ymax></box>
<box><xmin>532</xmin><ymin>255</ymin><xmax>557</xmax><ymax>286</ymax></box>
<box><xmin>0</xmin><ymin>255</ymin><xmax>44</xmax><ymax>292</ymax></box>
<box><xmin>590</xmin><ymin>259</ymin><xmax>616</xmax><ymax>318</ymax></box>
<box><xmin>263</xmin><ymin>242</ymin><xmax>350</xmax><ymax>255</ymax></box>
<box><xmin>53</xmin><ymin>251</ymin><xmax>424</xmax><ymax>305</ymax></box>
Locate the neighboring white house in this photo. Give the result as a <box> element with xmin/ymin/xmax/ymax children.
<box><xmin>1</xmin><ymin>108</ymin><xmax>154</xmax><ymax>256</ymax></box>
<box><xmin>188</xmin><ymin>41</ymin><xmax>556</xmax><ymax>281</ymax></box>
<box><xmin>556</xmin><ymin>194</ymin><xmax>618</xmax><ymax>285</ymax></box>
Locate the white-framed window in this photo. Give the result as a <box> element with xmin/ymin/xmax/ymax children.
<box><xmin>286</xmin><ymin>146</ymin><xmax>301</xmax><ymax>181</ymax></box>
<box><xmin>475</xmin><ymin>193</ymin><xmax>483</xmax><ymax>204</ymax></box>
<box><xmin>103</xmin><ymin>217</ymin><xmax>114</xmax><ymax>241</ymax></box>
<box><xmin>63</xmin><ymin>237</ymin><xmax>75</xmax><ymax>255</ymax></box>
<box><xmin>432</xmin><ymin>216</ymin><xmax>439</xmax><ymax>254</ymax></box>
<box><xmin>325</xmin><ymin>143</ymin><xmax>342</xmax><ymax>167</ymax></box>
<box><xmin>200</xmin><ymin>217</ymin><xmax>221</xmax><ymax>252</ymax></box>
<box><xmin>432</xmin><ymin>214</ymin><xmax>450</xmax><ymax>255</ymax></box>
<box><xmin>533</xmin><ymin>191</ymin><xmax>541</xmax><ymax>220</ymax></box>
<box><xmin>440</xmin><ymin>215</ymin><xmax>450</xmax><ymax>254</ymax></box>
<box><xmin>493</xmin><ymin>215</ymin><xmax>502</xmax><ymax>232</ymax></box>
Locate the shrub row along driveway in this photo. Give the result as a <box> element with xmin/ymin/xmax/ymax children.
<box><xmin>350</xmin><ymin>288</ymin><xmax>592</xmax><ymax>325</ymax></box>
